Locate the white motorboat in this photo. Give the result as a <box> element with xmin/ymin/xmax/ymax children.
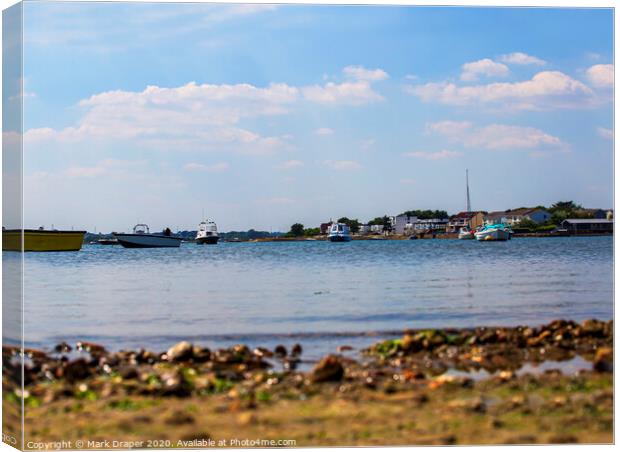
<box><xmin>114</xmin><ymin>224</ymin><xmax>182</xmax><ymax>248</ymax></box>
<box><xmin>474</xmin><ymin>223</ymin><xmax>511</xmax><ymax>242</ymax></box>
<box><xmin>196</xmin><ymin>219</ymin><xmax>219</xmax><ymax>245</ymax></box>
<box><xmin>458</xmin><ymin>227</ymin><xmax>475</xmax><ymax>240</ymax></box>
<box><xmin>328</xmin><ymin>222</ymin><xmax>352</xmax><ymax>242</ymax></box>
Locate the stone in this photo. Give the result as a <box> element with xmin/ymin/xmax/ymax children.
<box><xmin>593</xmin><ymin>347</ymin><xmax>613</xmax><ymax>373</ymax></box>
<box><xmin>192</xmin><ymin>346</ymin><xmax>211</xmax><ymax>363</ymax></box>
<box><xmin>76</xmin><ymin>341</ymin><xmax>107</xmax><ymax>357</ymax></box>
<box><xmin>310</xmin><ymin>355</ymin><xmax>344</xmax><ymax>383</ymax></box>
<box><xmin>63</xmin><ymin>359</ymin><xmax>92</xmax><ymax>383</ymax></box>
<box><xmin>253</xmin><ymin>347</ymin><xmax>273</xmax><ymax>358</ymax></box>
<box><xmin>166</xmin><ymin>341</ymin><xmax>193</xmax><ymax>362</ymax></box>
<box><xmin>54</xmin><ymin>342</ymin><xmax>72</xmax><ymax>353</ymax></box>
<box><xmin>401</xmin><ymin>335</ymin><xmax>423</xmax><ymax>353</ymax></box>
<box><xmin>581</xmin><ymin>319</ymin><xmax>604</xmax><ymax>337</ymax></box>
<box><xmin>160</xmin><ymin>371</ymin><xmax>191</xmax><ymax>397</ymax></box>
<box><xmin>274</xmin><ymin>345</ymin><xmax>287</xmax><ymax>358</ymax></box>
<box><xmin>136</xmin><ymin>349</ymin><xmax>158</xmax><ymax>364</ymax></box>
<box><xmin>118</xmin><ymin>365</ymin><xmax>140</xmax><ymax>380</ymax></box>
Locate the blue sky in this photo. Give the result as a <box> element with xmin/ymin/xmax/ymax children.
<box><xmin>17</xmin><ymin>3</ymin><xmax>613</xmax><ymax>232</ymax></box>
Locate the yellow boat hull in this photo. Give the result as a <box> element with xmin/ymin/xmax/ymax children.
<box><xmin>3</xmin><ymin>230</ymin><xmax>86</xmax><ymax>252</ymax></box>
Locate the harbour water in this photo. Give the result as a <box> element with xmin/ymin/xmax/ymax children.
<box><xmin>18</xmin><ymin>236</ymin><xmax>613</xmax><ymax>359</ymax></box>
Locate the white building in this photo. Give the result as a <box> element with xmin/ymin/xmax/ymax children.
<box><xmin>358</xmin><ymin>224</ymin><xmax>371</xmax><ymax>235</ymax></box>
<box><xmin>393</xmin><ymin>214</ymin><xmax>418</xmax><ymax>235</ymax></box>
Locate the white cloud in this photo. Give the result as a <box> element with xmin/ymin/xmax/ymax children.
<box><xmin>403</xmin><ymin>150</ymin><xmax>462</xmax><ymax>160</ymax></box>
<box><xmin>597</xmin><ymin>127</ymin><xmax>613</xmax><ymax>140</ymax></box>
<box><xmin>323</xmin><ymin>160</ymin><xmax>362</xmax><ymax>171</ymax></box>
<box><xmin>23</xmin><ymin>81</ymin><xmax>299</xmax><ymax>155</ymax></box>
<box><xmin>27</xmin><ymin>69</ymin><xmax>387</xmax><ymax>152</ymax></box>
<box><xmin>301</xmin><ymin>66</ymin><xmax>388</xmax><ymax>106</ymax></box>
<box><xmin>586</xmin><ymin>64</ymin><xmax>613</xmax><ymax>88</ymax></box>
<box><xmin>315</xmin><ymin>127</ymin><xmax>334</xmax><ymax>136</ymax></box>
<box><xmin>302</xmin><ymin>81</ymin><xmax>384</xmax><ymax>105</ymax></box>
<box><xmin>183</xmin><ymin>162</ymin><xmax>230</xmax><ymax>172</ymax></box>
<box><xmin>343</xmin><ymin>65</ymin><xmax>389</xmax><ymax>82</ymax></box>
<box><xmin>499</xmin><ymin>52</ymin><xmax>546</xmax><ymax>66</ymax></box>
<box><xmin>427</xmin><ymin>120</ymin><xmax>563</xmax><ymax>151</ymax></box>
<box><xmin>461</xmin><ymin>58</ymin><xmax>509</xmax><ymax>82</ymax></box>
<box><xmin>425</xmin><ymin>120</ymin><xmax>473</xmax><ymax>137</ymax></box>
<box><xmin>276</xmin><ymin>159</ymin><xmax>304</xmax><ymax>170</ymax></box>
<box><xmin>64</xmin><ymin>159</ymin><xmax>146</xmax><ymax>179</ymax></box>
<box><xmin>407</xmin><ymin>71</ymin><xmax>596</xmax><ymax>110</ymax></box>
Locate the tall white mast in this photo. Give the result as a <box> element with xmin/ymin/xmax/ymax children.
<box><xmin>466</xmin><ymin>169</ymin><xmax>471</xmax><ymax>213</ymax></box>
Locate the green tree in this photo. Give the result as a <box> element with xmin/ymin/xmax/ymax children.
<box><xmin>548</xmin><ymin>200</ymin><xmax>584</xmax><ymax>225</ymax></box>
<box><xmin>367</xmin><ymin>215</ymin><xmax>393</xmax><ymax>233</ymax></box>
<box><xmin>303</xmin><ymin>227</ymin><xmax>320</xmax><ymax>236</ymax></box>
<box><xmin>549</xmin><ymin>201</ymin><xmax>582</xmax><ymax>212</ymax></box>
<box><xmin>401</xmin><ymin>209</ymin><xmax>448</xmax><ymax>219</ymax></box>
<box><xmin>289</xmin><ymin>223</ymin><xmax>305</xmax><ymax>237</ymax></box>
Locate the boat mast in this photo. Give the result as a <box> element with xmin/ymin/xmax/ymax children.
<box><xmin>466</xmin><ymin>169</ymin><xmax>471</xmax><ymax>213</ymax></box>
<box><xmin>465</xmin><ymin>169</ymin><xmax>471</xmax><ymax>228</ymax></box>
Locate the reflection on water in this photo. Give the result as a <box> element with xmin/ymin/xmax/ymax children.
<box><xmin>21</xmin><ymin>236</ymin><xmax>612</xmax><ymax>354</ymax></box>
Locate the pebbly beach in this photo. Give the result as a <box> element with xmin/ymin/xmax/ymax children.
<box><xmin>3</xmin><ymin>318</ymin><xmax>613</xmax><ymax>447</ymax></box>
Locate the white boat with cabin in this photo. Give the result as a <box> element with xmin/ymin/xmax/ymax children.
<box><xmin>328</xmin><ymin>222</ymin><xmax>352</xmax><ymax>242</ymax></box>
<box><xmin>114</xmin><ymin>224</ymin><xmax>182</xmax><ymax>248</ymax></box>
<box><xmin>474</xmin><ymin>223</ymin><xmax>511</xmax><ymax>242</ymax></box>
<box><xmin>196</xmin><ymin>219</ymin><xmax>219</xmax><ymax>245</ymax></box>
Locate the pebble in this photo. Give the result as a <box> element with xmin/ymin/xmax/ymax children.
<box><xmin>54</xmin><ymin>342</ymin><xmax>72</xmax><ymax>353</ymax></box>
<box><xmin>63</xmin><ymin>359</ymin><xmax>92</xmax><ymax>383</ymax></box>
<box><xmin>274</xmin><ymin>345</ymin><xmax>287</xmax><ymax>358</ymax></box>
<box><xmin>166</xmin><ymin>341</ymin><xmax>194</xmax><ymax>362</ymax></box>
<box><xmin>593</xmin><ymin>347</ymin><xmax>613</xmax><ymax>373</ymax></box>
<box><xmin>310</xmin><ymin>355</ymin><xmax>344</xmax><ymax>383</ymax></box>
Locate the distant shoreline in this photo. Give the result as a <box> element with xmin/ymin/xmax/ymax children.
<box><xmin>236</xmin><ymin>232</ymin><xmax>614</xmax><ymax>243</ymax></box>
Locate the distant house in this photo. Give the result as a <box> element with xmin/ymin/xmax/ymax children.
<box><xmin>414</xmin><ymin>218</ymin><xmax>449</xmax><ymax>233</ymax></box>
<box><xmin>319</xmin><ymin>223</ymin><xmax>332</xmax><ymax>234</ymax></box>
<box><xmin>358</xmin><ymin>224</ymin><xmax>371</xmax><ymax>235</ymax></box>
<box><xmin>484</xmin><ymin>211</ymin><xmax>507</xmax><ymax>225</ymax></box>
<box><xmin>485</xmin><ymin>208</ymin><xmax>551</xmax><ymax>226</ymax></box>
<box><xmin>447</xmin><ymin>211</ymin><xmax>485</xmax><ymax>232</ymax></box>
<box><xmin>393</xmin><ymin>214</ymin><xmax>418</xmax><ymax>235</ymax></box>
<box><xmin>369</xmin><ymin>224</ymin><xmax>384</xmax><ymax>234</ymax></box>
<box><xmin>561</xmin><ymin>219</ymin><xmax>613</xmax><ymax>235</ymax></box>
<box><xmin>575</xmin><ymin>208</ymin><xmax>614</xmax><ymax>220</ymax></box>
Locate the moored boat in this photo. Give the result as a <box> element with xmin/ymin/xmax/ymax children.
<box><xmin>113</xmin><ymin>224</ymin><xmax>182</xmax><ymax>248</ymax></box>
<box><xmin>328</xmin><ymin>222</ymin><xmax>352</xmax><ymax>242</ymax></box>
<box><xmin>458</xmin><ymin>227</ymin><xmax>475</xmax><ymax>240</ymax></box>
<box><xmin>2</xmin><ymin>228</ymin><xmax>86</xmax><ymax>252</ymax></box>
<box><xmin>458</xmin><ymin>169</ymin><xmax>476</xmax><ymax>240</ymax></box>
<box><xmin>195</xmin><ymin>219</ymin><xmax>219</xmax><ymax>245</ymax></box>
<box><xmin>474</xmin><ymin>223</ymin><xmax>511</xmax><ymax>242</ymax></box>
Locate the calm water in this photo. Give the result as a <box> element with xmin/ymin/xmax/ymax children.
<box><xmin>15</xmin><ymin>236</ymin><xmax>614</xmax><ymax>358</ymax></box>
